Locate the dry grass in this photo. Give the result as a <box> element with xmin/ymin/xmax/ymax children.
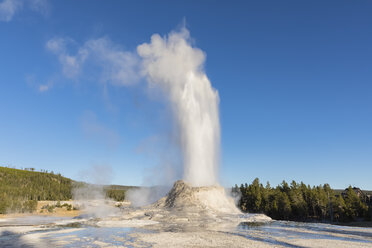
<box><xmin>0</xmin><ymin>201</ymin><xmax>81</xmax><ymax>218</ymax></box>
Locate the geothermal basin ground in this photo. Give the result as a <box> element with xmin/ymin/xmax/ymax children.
<box><xmin>1</xmin><ymin>181</ymin><xmax>372</xmax><ymax>248</ymax></box>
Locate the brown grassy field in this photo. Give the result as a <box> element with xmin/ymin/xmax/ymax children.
<box><xmin>0</xmin><ymin>201</ymin><xmax>81</xmax><ymax>219</ymax></box>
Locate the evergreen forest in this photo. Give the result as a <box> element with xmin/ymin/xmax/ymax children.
<box><xmin>233</xmin><ymin>178</ymin><xmax>372</xmax><ymax>223</ymax></box>
<box><xmin>0</xmin><ymin>166</ymin><xmax>128</xmax><ymax>213</ymax></box>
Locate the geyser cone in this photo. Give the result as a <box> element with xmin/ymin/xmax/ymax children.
<box><xmin>154</xmin><ymin>180</ymin><xmax>240</xmax><ymax>214</ymax></box>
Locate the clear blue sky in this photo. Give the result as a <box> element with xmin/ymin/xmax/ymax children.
<box><xmin>1</xmin><ymin>0</ymin><xmax>371</xmax><ymax>189</ymax></box>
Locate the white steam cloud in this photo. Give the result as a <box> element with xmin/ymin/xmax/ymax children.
<box><xmin>137</xmin><ymin>28</ymin><xmax>220</xmax><ymax>186</ymax></box>
<box><xmin>47</xmin><ymin>27</ymin><xmax>220</xmax><ymax>187</ymax></box>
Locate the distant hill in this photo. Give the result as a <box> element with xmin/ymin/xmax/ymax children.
<box><xmin>0</xmin><ymin>166</ymin><xmax>135</xmax><ymax>213</ymax></box>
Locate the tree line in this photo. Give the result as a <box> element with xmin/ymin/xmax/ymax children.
<box><xmin>0</xmin><ymin>166</ymin><xmax>128</xmax><ymax>214</ymax></box>
<box><xmin>0</xmin><ymin>166</ymin><xmax>73</xmax><ymax>213</ymax></box>
<box><xmin>232</xmin><ymin>178</ymin><xmax>371</xmax><ymax>222</ymax></box>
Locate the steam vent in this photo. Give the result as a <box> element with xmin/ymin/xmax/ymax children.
<box><xmin>154</xmin><ymin>180</ymin><xmax>240</xmax><ymax>214</ymax></box>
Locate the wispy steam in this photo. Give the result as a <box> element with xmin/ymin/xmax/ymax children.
<box><xmin>0</xmin><ymin>0</ymin><xmax>21</xmax><ymax>21</ymax></box>
<box><xmin>0</xmin><ymin>0</ymin><xmax>49</xmax><ymax>22</ymax></box>
<box><xmin>126</xmin><ymin>186</ymin><xmax>170</xmax><ymax>207</ymax></box>
<box><xmin>74</xmin><ymin>165</ymin><xmax>119</xmax><ymax>218</ymax></box>
<box><xmin>46</xmin><ymin>37</ymin><xmax>140</xmax><ymax>85</ymax></box>
<box><xmin>25</xmin><ymin>74</ymin><xmax>55</xmax><ymax>93</ymax></box>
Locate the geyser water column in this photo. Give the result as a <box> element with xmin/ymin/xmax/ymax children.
<box><xmin>138</xmin><ymin>28</ymin><xmax>220</xmax><ymax>187</ymax></box>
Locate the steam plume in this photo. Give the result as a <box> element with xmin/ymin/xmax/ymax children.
<box><xmin>47</xmin><ymin>27</ymin><xmax>221</xmax><ymax>187</ymax></box>
<box><xmin>137</xmin><ymin>28</ymin><xmax>220</xmax><ymax>186</ymax></box>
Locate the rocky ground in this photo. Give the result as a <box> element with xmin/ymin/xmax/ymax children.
<box><xmin>0</xmin><ymin>181</ymin><xmax>371</xmax><ymax>247</ymax></box>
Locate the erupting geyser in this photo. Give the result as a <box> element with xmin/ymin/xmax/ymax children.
<box><xmin>134</xmin><ymin>28</ymin><xmax>254</xmax><ymax>217</ymax></box>
<box><xmin>122</xmin><ymin>27</ymin><xmax>269</xmax><ymax>222</ymax></box>
<box><xmin>138</xmin><ymin>28</ymin><xmax>220</xmax><ymax>187</ymax></box>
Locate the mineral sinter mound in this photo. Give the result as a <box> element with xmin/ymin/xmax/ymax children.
<box><xmin>129</xmin><ymin>180</ymin><xmax>272</xmax><ymax>225</ymax></box>
<box><xmin>155</xmin><ymin>180</ymin><xmax>240</xmax><ymax>214</ymax></box>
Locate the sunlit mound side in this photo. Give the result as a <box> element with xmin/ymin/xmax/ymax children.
<box><xmin>153</xmin><ymin>180</ymin><xmax>241</xmax><ymax>214</ymax></box>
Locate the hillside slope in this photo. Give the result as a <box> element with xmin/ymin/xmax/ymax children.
<box><xmin>0</xmin><ymin>166</ymin><xmax>73</xmax><ymax>213</ymax></box>
<box><xmin>0</xmin><ymin>166</ymin><xmax>133</xmax><ymax>213</ymax></box>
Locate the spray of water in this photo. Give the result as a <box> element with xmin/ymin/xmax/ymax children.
<box><xmin>137</xmin><ymin>28</ymin><xmax>220</xmax><ymax>187</ymax></box>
